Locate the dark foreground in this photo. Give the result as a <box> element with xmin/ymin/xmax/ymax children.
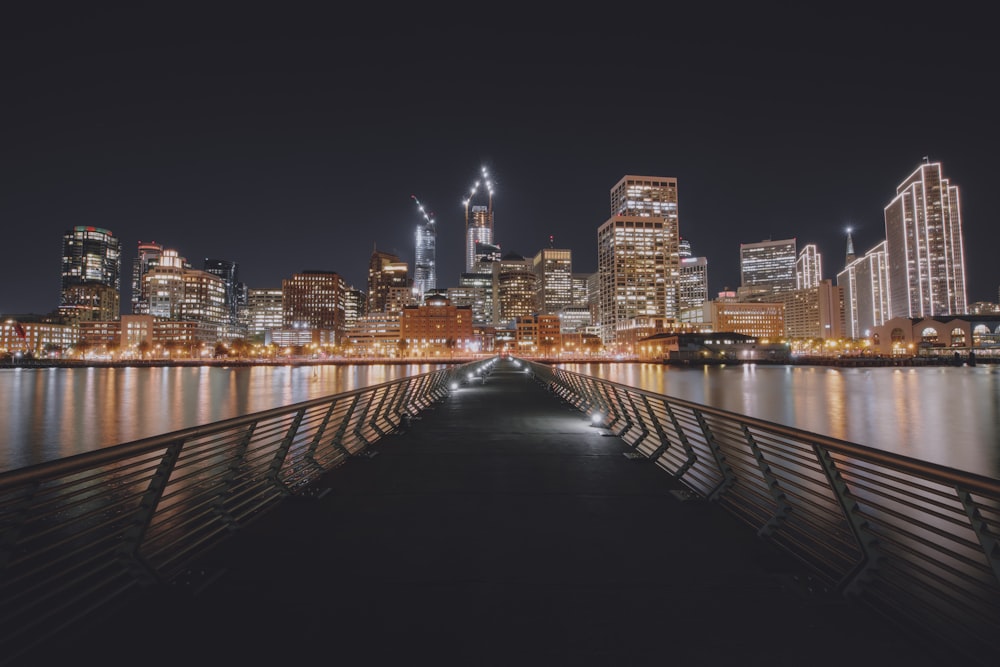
<box><xmin>23</xmin><ymin>359</ymin><xmax>949</xmax><ymax>666</ymax></box>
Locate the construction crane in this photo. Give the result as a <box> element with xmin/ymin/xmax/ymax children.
<box><xmin>411</xmin><ymin>194</ymin><xmax>435</xmax><ymax>226</ymax></box>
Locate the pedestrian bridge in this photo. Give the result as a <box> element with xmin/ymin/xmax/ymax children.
<box><xmin>1</xmin><ymin>357</ymin><xmax>998</xmax><ymax>665</ymax></box>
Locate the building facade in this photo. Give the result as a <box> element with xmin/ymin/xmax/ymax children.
<box><xmin>597</xmin><ymin>175</ymin><xmax>680</xmax><ymax>346</ymax></box>
<box><xmin>739</xmin><ymin>238</ymin><xmax>797</xmax><ymax>300</ymax></box>
<box><xmin>884</xmin><ymin>161</ymin><xmax>967</xmax><ymax>318</ymax></box>
<box><xmin>60</xmin><ymin>226</ymin><xmax>122</xmax><ymax>322</ymax></box>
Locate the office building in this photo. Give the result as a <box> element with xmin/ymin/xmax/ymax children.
<box><xmin>837</xmin><ymin>241</ymin><xmax>890</xmax><ymax>339</ymax></box>
<box><xmin>282</xmin><ymin>270</ymin><xmax>348</xmax><ymax>342</ymax></box>
<box><xmin>367</xmin><ymin>250</ymin><xmax>411</xmax><ymax>314</ymax></box>
<box><xmin>739</xmin><ymin>238</ymin><xmax>797</xmax><ymax>300</ymax></box>
<box><xmin>597</xmin><ymin>175</ymin><xmax>680</xmax><ymax>346</ymax></box>
<box><xmin>532</xmin><ymin>247</ymin><xmax>573</xmax><ymax>315</ymax></box>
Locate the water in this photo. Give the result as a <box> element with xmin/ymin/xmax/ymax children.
<box><xmin>559</xmin><ymin>362</ymin><xmax>1000</xmax><ymax>478</ymax></box>
<box><xmin>0</xmin><ymin>363</ymin><xmax>445</xmax><ymax>472</ymax></box>
<box><xmin>3</xmin><ymin>362</ymin><xmax>999</xmax><ymax>478</ymax></box>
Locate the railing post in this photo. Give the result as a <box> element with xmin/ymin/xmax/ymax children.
<box><xmin>267</xmin><ymin>408</ymin><xmax>306</xmax><ymax>493</ymax></box>
<box><xmin>645</xmin><ymin>396</ymin><xmax>673</xmax><ymax>460</ymax></box>
<box><xmin>741</xmin><ymin>424</ymin><xmax>791</xmax><ymax>537</ymax></box>
<box><xmin>306</xmin><ymin>401</ymin><xmax>338</xmax><ymax>469</ymax></box>
<box><xmin>813</xmin><ymin>445</ymin><xmax>881</xmax><ymax>596</ymax></box>
<box><xmin>694</xmin><ymin>409</ymin><xmax>736</xmax><ymax>501</ymax></box>
<box><xmin>369</xmin><ymin>385</ymin><xmax>396</xmax><ymax>437</ymax></box>
<box><xmin>956</xmin><ymin>486</ymin><xmax>1000</xmax><ymax>587</ymax></box>
<box><xmin>118</xmin><ymin>439</ymin><xmax>185</xmax><ymax>583</ymax></box>
<box><xmin>329</xmin><ymin>394</ymin><xmax>361</xmax><ymax>456</ymax></box>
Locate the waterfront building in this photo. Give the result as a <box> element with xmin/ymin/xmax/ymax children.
<box><xmin>884</xmin><ymin>161</ymin><xmax>967</xmax><ymax>318</ymax></box>
<box><xmin>796</xmin><ymin>243</ymin><xmax>822</xmax><ymax>289</ymax></box>
<box><xmin>532</xmin><ymin>247</ymin><xmax>573</xmax><ymax>315</ymax></box>
<box><xmin>60</xmin><ymin>226</ymin><xmax>121</xmax><ymax>322</ymax></box>
<box><xmin>870</xmin><ymin>315</ymin><xmax>1000</xmax><ymax>357</ymax></box>
<box><xmin>344</xmin><ymin>312</ymin><xmax>402</xmax><ymax>357</ymax></box>
<box><xmin>514</xmin><ymin>313</ymin><xmax>561</xmax><ymax>356</ymax></box>
<box><xmin>702</xmin><ymin>300</ymin><xmax>785</xmax><ymax>340</ymax></box>
<box><xmin>282</xmin><ymin>270</ymin><xmax>348</xmax><ymax>343</ymax></box>
<box><xmin>738</xmin><ymin>238</ymin><xmax>797</xmax><ymax>301</ymax></box>
<box><xmin>556</xmin><ymin>306</ymin><xmax>592</xmax><ymax>334</ymax></box>
<box><xmin>464</xmin><ymin>167</ymin><xmax>494</xmax><ymax>273</ymax></box>
<box><xmin>773</xmin><ymin>279</ymin><xmax>844</xmax><ymax>340</ymax></box>
<box><xmin>78</xmin><ymin>317</ymin><xmax>200</xmax><ymax>357</ymax></box>
<box><xmin>637</xmin><ymin>331</ymin><xmax>790</xmax><ymax>363</ymax></box>
<box><xmin>837</xmin><ymin>241</ymin><xmax>890</xmax><ymax>339</ymax></box>
<box><xmin>616</xmin><ymin>316</ymin><xmax>701</xmax><ymax>356</ymax></box>
<box><xmin>597</xmin><ymin>175</ymin><xmax>681</xmax><ymax>346</ymax></box>
<box><xmin>399</xmin><ymin>294</ymin><xmax>475</xmax><ymax>357</ymax></box>
<box><xmin>0</xmin><ymin>316</ymin><xmax>77</xmax><ymax>356</ymax></box>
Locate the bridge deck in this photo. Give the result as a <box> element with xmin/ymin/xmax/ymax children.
<box><xmin>31</xmin><ymin>359</ymin><xmax>944</xmax><ymax>665</ymax></box>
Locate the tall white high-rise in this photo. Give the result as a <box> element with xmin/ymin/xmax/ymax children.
<box><xmin>412</xmin><ymin>196</ymin><xmax>436</xmax><ymax>302</ymax></box>
<box><xmin>463</xmin><ymin>167</ymin><xmax>494</xmax><ymax>274</ymax></box>
<box><xmin>884</xmin><ymin>161</ymin><xmax>967</xmax><ymax>317</ymax></box>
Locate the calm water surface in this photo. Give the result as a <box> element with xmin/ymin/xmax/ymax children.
<box><xmin>0</xmin><ymin>364</ymin><xmax>445</xmax><ymax>472</ymax></box>
<box><xmin>559</xmin><ymin>362</ymin><xmax>1000</xmax><ymax>478</ymax></box>
<box><xmin>3</xmin><ymin>362</ymin><xmax>999</xmax><ymax>478</ymax></box>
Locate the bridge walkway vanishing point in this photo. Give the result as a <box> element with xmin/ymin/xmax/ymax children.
<box><xmin>27</xmin><ymin>359</ymin><xmax>949</xmax><ymax>666</ymax></box>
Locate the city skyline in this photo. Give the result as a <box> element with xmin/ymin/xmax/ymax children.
<box><xmin>3</xmin><ymin>5</ymin><xmax>998</xmax><ymax>314</ymax></box>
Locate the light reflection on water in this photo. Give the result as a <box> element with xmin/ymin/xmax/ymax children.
<box><xmin>559</xmin><ymin>362</ymin><xmax>1000</xmax><ymax>477</ymax></box>
<box><xmin>0</xmin><ymin>364</ymin><xmax>444</xmax><ymax>472</ymax></box>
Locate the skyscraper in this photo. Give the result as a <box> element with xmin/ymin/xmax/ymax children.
<box><xmin>463</xmin><ymin>167</ymin><xmax>494</xmax><ymax>274</ymax></box>
<box><xmin>837</xmin><ymin>241</ymin><xmax>890</xmax><ymax>338</ymax></box>
<box><xmin>597</xmin><ymin>175</ymin><xmax>680</xmax><ymax>346</ymax></box>
<box><xmin>884</xmin><ymin>161</ymin><xmax>967</xmax><ymax>318</ymax></box>
<box><xmin>60</xmin><ymin>226</ymin><xmax>121</xmax><ymax>321</ymax></box>
<box><xmin>412</xmin><ymin>196</ymin><xmax>436</xmax><ymax>302</ymax></box>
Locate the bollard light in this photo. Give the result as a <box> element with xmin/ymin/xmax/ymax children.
<box><xmin>590</xmin><ymin>412</ymin><xmax>604</xmax><ymax>425</ymax></box>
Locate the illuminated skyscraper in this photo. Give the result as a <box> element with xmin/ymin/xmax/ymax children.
<box><xmin>597</xmin><ymin>175</ymin><xmax>680</xmax><ymax>346</ymax></box>
<box><xmin>837</xmin><ymin>241</ymin><xmax>890</xmax><ymax>338</ymax></box>
<box><xmin>884</xmin><ymin>161</ymin><xmax>967</xmax><ymax>317</ymax></box>
<box><xmin>60</xmin><ymin>226</ymin><xmax>121</xmax><ymax>321</ymax></box>
<box><xmin>412</xmin><ymin>196</ymin><xmax>436</xmax><ymax>302</ymax></box>
<box><xmin>463</xmin><ymin>167</ymin><xmax>494</xmax><ymax>274</ymax></box>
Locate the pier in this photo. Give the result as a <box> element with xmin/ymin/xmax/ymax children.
<box><xmin>4</xmin><ymin>358</ymin><xmax>996</xmax><ymax>666</ymax></box>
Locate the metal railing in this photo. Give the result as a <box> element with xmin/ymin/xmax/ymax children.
<box><xmin>528</xmin><ymin>360</ymin><xmax>1000</xmax><ymax>664</ymax></box>
<box><xmin>0</xmin><ymin>360</ymin><xmax>489</xmax><ymax>663</ymax></box>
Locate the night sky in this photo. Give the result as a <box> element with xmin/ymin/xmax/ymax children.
<box><xmin>3</xmin><ymin>4</ymin><xmax>998</xmax><ymax>315</ymax></box>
